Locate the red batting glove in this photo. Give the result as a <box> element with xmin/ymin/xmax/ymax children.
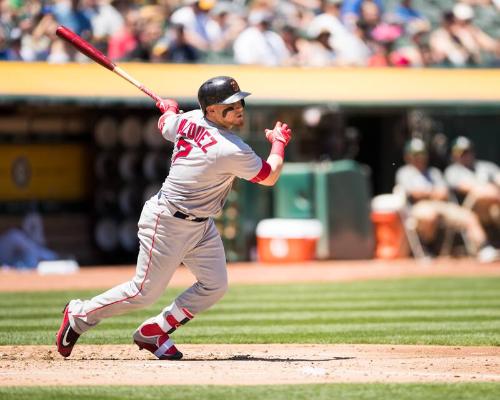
<box><xmin>265</xmin><ymin>121</ymin><xmax>292</xmax><ymax>146</ymax></box>
<box><xmin>156</xmin><ymin>98</ymin><xmax>179</xmax><ymax>114</ymax></box>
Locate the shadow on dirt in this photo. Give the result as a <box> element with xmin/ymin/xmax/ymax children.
<box><xmin>183</xmin><ymin>355</ymin><xmax>355</xmax><ymax>362</ymax></box>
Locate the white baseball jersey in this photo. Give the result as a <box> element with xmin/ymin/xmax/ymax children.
<box><xmin>158</xmin><ymin>109</ymin><xmax>270</xmax><ymax>217</ymax></box>
<box><xmin>445</xmin><ymin>161</ymin><xmax>500</xmax><ymax>189</ymax></box>
<box><xmin>395</xmin><ymin>164</ymin><xmax>447</xmax><ymax>194</ymax></box>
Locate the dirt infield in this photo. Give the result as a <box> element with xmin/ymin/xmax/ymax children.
<box><xmin>1</xmin><ymin>258</ymin><xmax>499</xmax><ymax>386</ymax></box>
<box><xmin>1</xmin><ymin>344</ymin><xmax>499</xmax><ymax>386</ymax></box>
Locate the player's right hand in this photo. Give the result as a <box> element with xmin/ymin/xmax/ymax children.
<box><xmin>265</xmin><ymin>121</ymin><xmax>292</xmax><ymax>146</ymax></box>
<box><xmin>156</xmin><ymin>98</ymin><xmax>179</xmax><ymax>114</ymax></box>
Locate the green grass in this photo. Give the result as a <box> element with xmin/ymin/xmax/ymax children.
<box><xmin>0</xmin><ymin>383</ymin><xmax>499</xmax><ymax>400</ymax></box>
<box><xmin>1</xmin><ymin>277</ymin><xmax>499</xmax><ymax>346</ymax></box>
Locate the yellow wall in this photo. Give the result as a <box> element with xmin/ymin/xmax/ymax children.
<box><xmin>1</xmin><ymin>62</ymin><xmax>500</xmax><ymax>104</ymax></box>
<box><xmin>0</xmin><ymin>144</ymin><xmax>88</xmax><ymax>201</ymax></box>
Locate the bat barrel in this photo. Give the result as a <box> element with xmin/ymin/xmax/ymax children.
<box><xmin>56</xmin><ymin>26</ymin><xmax>115</xmax><ymax>71</ymax></box>
<box><xmin>55</xmin><ymin>25</ymin><xmax>162</xmax><ymax>103</ymax></box>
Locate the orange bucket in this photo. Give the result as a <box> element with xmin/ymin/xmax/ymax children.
<box><xmin>371</xmin><ymin>194</ymin><xmax>409</xmax><ymax>259</ymax></box>
<box><xmin>256</xmin><ymin>219</ymin><xmax>322</xmax><ymax>263</ymax></box>
<box><xmin>371</xmin><ymin>212</ymin><xmax>408</xmax><ymax>259</ymax></box>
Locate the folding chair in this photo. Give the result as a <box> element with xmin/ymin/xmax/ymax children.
<box><xmin>391</xmin><ymin>186</ymin><xmax>474</xmax><ymax>261</ymax></box>
<box><xmin>391</xmin><ymin>186</ymin><xmax>429</xmax><ymax>262</ymax></box>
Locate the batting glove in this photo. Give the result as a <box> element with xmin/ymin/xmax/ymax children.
<box><xmin>265</xmin><ymin>121</ymin><xmax>292</xmax><ymax>146</ymax></box>
<box><xmin>156</xmin><ymin>98</ymin><xmax>179</xmax><ymax>114</ymax></box>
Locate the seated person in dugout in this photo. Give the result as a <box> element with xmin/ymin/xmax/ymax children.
<box><xmin>444</xmin><ymin>136</ymin><xmax>500</xmax><ymax>237</ymax></box>
<box><xmin>395</xmin><ymin>138</ymin><xmax>499</xmax><ymax>262</ymax></box>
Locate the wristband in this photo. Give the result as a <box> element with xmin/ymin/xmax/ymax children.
<box><xmin>157</xmin><ymin>100</ymin><xmax>179</xmax><ymax>114</ymax></box>
<box><xmin>163</xmin><ymin>104</ymin><xmax>179</xmax><ymax>114</ymax></box>
<box><xmin>270</xmin><ymin>140</ymin><xmax>285</xmax><ymax>158</ymax></box>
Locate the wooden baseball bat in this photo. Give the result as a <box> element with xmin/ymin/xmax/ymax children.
<box><xmin>55</xmin><ymin>25</ymin><xmax>162</xmax><ymax>103</ymax></box>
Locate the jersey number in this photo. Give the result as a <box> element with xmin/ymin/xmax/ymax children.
<box><xmin>172</xmin><ymin>138</ymin><xmax>193</xmax><ymax>164</ymax></box>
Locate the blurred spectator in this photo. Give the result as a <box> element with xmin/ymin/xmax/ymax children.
<box><xmin>160</xmin><ymin>23</ymin><xmax>199</xmax><ymax>62</ymax></box>
<box><xmin>368</xmin><ymin>22</ymin><xmax>409</xmax><ymax>67</ymax></box>
<box><xmin>308</xmin><ymin>0</ymin><xmax>348</xmax><ymax>42</ymax></box>
<box><xmin>0</xmin><ymin>27</ymin><xmax>10</xmax><ymax>60</ymax></box>
<box><xmin>208</xmin><ymin>1</ymin><xmax>246</xmax><ymax>58</ymax></box>
<box><xmin>392</xmin><ymin>0</ymin><xmax>425</xmax><ymax>24</ymax></box>
<box><xmin>461</xmin><ymin>0</ymin><xmax>500</xmax><ymax>8</ymax></box>
<box><xmin>429</xmin><ymin>10</ymin><xmax>472</xmax><ymax>67</ymax></box>
<box><xmin>342</xmin><ymin>0</ymin><xmax>384</xmax><ymax>29</ymax></box>
<box><xmin>170</xmin><ymin>0</ymin><xmax>221</xmax><ymax>57</ymax></box>
<box><xmin>6</xmin><ymin>29</ymin><xmax>23</xmax><ymax>60</ymax></box>
<box><xmin>398</xmin><ymin>19</ymin><xmax>435</xmax><ymax>67</ymax></box>
<box><xmin>85</xmin><ymin>0</ymin><xmax>124</xmax><ymax>54</ymax></box>
<box><xmin>47</xmin><ymin>35</ymin><xmax>71</xmax><ymax>63</ymax></box>
<box><xmin>299</xmin><ymin>28</ymin><xmax>336</xmax><ymax>66</ymax></box>
<box><xmin>0</xmin><ymin>0</ymin><xmax>15</xmax><ymax>36</ymax></box>
<box><xmin>233</xmin><ymin>10</ymin><xmax>290</xmax><ymax>66</ymax></box>
<box><xmin>275</xmin><ymin>0</ymin><xmax>317</xmax><ymax>32</ymax></box>
<box><xmin>450</xmin><ymin>3</ymin><xmax>500</xmax><ymax>66</ymax></box>
<box><xmin>0</xmin><ymin>0</ymin><xmax>39</xmax><ymax>60</ymax></box>
<box><xmin>0</xmin><ymin>0</ymin><xmax>497</xmax><ymax>66</ymax></box>
<box><xmin>444</xmin><ymin>136</ymin><xmax>500</xmax><ymax>234</ymax></box>
<box><xmin>280</xmin><ymin>24</ymin><xmax>305</xmax><ymax>65</ymax></box>
<box><xmin>308</xmin><ymin>0</ymin><xmax>370</xmax><ymax>65</ymax></box>
<box><xmin>395</xmin><ymin>138</ymin><xmax>499</xmax><ymax>262</ymax></box>
<box><xmin>31</xmin><ymin>7</ymin><xmax>72</xmax><ymax>63</ymax></box>
<box><xmin>0</xmin><ymin>210</ymin><xmax>59</xmax><ymax>269</ymax></box>
<box><xmin>358</xmin><ymin>0</ymin><xmax>382</xmax><ymax>30</ymax></box>
<box><xmin>122</xmin><ymin>19</ymin><xmax>164</xmax><ymax>61</ymax></box>
<box><xmin>15</xmin><ymin>3</ymin><xmax>42</xmax><ymax>61</ymax></box>
<box><xmin>347</xmin><ymin>20</ymin><xmax>373</xmax><ymax>64</ymax></box>
<box><xmin>52</xmin><ymin>0</ymin><xmax>92</xmax><ymax>38</ymax></box>
<box><xmin>107</xmin><ymin>7</ymin><xmax>141</xmax><ymax>60</ymax></box>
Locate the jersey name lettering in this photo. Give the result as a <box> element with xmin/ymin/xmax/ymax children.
<box><xmin>177</xmin><ymin>119</ymin><xmax>218</xmax><ymax>153</ymax></box>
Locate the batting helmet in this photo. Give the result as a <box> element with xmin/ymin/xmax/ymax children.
<box><xmin>198</xmin><ymin>76</ymin><xmax>251</xmax><ymax>114</ymax></box>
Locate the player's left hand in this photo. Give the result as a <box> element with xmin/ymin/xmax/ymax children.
<box><xmin>156</xmin><ymin>98</ymin><xmax>179</xmax><ymax>114</ymax></box>
<box><xmin>265</xmin><ymin>121</ymin><xmax>292</xmax><ymax>146</ymax></box>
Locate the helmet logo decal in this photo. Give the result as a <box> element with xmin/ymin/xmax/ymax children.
<box><xmin>230</xmin><ymin>79</ymin><xmax>239</xmax><ymax>92</ymax></box>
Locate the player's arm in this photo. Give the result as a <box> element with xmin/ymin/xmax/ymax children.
<box><xmin>258</xmin><ymin>121</ymin><xmax>292</xmax><ymax>187</ymax></box>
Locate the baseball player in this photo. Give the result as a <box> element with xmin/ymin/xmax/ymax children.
<box><xmin>56</xmin><ymin>76</ymin><xmax>292</xmax><ymax>360</ymax></box>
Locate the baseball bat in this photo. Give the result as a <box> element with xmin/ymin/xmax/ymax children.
<box><xmin>55</xmin><ymin>25</ymin><xmax>162</xmax><ymax>103</ymax></box>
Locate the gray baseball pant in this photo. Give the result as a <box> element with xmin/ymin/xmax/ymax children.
<box><xmin>68</xmin><ymin>196</ymin><xmax>228</xmax><ymax>334</ymax></box>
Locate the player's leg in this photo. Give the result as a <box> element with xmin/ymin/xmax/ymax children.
<box><xmin>69</xmin><ymin>207</ymin><xmax>184</xmax><ymax>331</ymax></box>
<box><xmin>410</xmin><ymin>201</ymin><xmax>440</xmax><ymax>245</ymax></box>
<box><xmin>175</xmin><ymin>218</ymin><xmax>228</xmax><ymax>315</ymax></box>
<box><xmin>57</xmin><ymin>199</ymin><xmax>187</xmax><ymax>357</ymax></box>
<box><xmin>133</xmin><ymin>219</ymin><xmax>227</xmax><ymax>360</ymax></box>
<box><xmin>132</xmin><ymin>301</ymin><xmax>193</xmax><ymax>360</ymax></box>
<box><xmin>442</xmin><ymin>203</ymin><xmax>500</xmax><ymax>262</ymax></box>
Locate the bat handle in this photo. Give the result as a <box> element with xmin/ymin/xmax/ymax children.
<box><xmin>114</xmin><ymin>66</ymin><xmax>162</xmax><ymax>103</ymax></box>
<box><xmin>139</xmin><ymin>85</ymin><xmax>163</xmax><ymax>104</ymax></box>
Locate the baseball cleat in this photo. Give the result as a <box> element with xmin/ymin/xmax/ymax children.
<box><xmin>133</xmin><ymin>320</ymin><xmax>183</xmax><ymax>360</ymax></box>
<box><xmin>56</xmin><ymin>303</ymin><xmax>80</xmax><ymax>358</ymax></box>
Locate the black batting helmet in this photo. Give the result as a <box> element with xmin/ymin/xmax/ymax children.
<box><xmin>198</xmin><ymin>76</ymin><xmax>251</xmax><ymax>114</ymax></box>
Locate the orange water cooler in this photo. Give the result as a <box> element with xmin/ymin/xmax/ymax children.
<box><xmin>370</xmin><ymin>194</ymin><xmax>409</xmax><ymax>259</ymax></box>
<box><xmin>256</xmin><ymin>219</ymin><xmax>323</xmax><ymax>263</ymax></box>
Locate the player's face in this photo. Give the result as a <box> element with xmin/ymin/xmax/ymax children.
<box><xmin>407</xmin><ymin>151</ymin><xmax>428</xmax><ymax>171</ymax></box>
<box><xmin>207</xmin><ymin>100</ymin><xmax>245</xmax><ymax>129</ymax></box>
<box><xmin>460</xmin><ymin>150</ymin><xmax>475</xmax><ymax>167</ymax></box>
